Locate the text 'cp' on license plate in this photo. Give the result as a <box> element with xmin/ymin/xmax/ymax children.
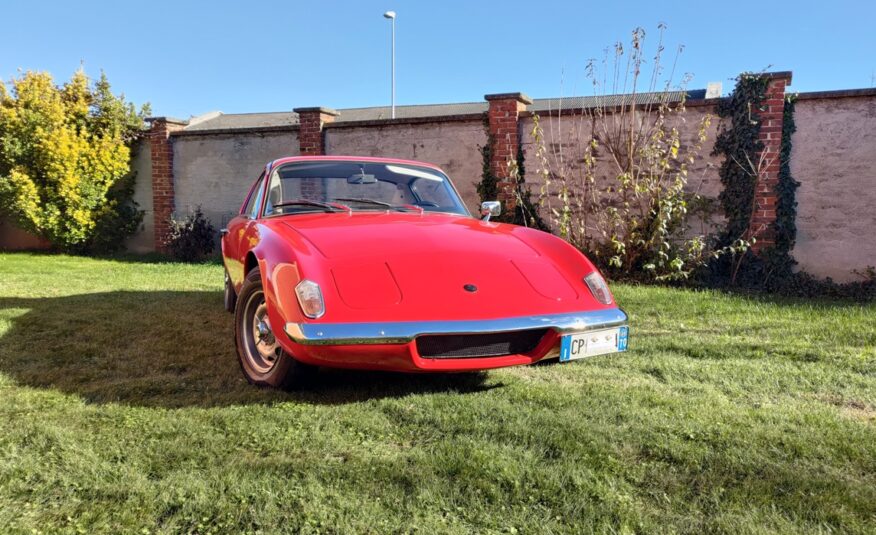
<box><xmin>559</xmin><ymin>326</ymin><xmax>628</xmax><ymax>362</ymax></box>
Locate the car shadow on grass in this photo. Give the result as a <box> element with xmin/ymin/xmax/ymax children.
<box><xmin>0</xmin><ymin>291</ymin><xmax>500</xmax><ymax>409</ymax></box>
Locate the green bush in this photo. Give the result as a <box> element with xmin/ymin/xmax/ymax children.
<box><xmin>164</xmin><ymin>207</ymin><xmax>216</xmax><ymax>262</ymax></box>
<box><xmin>0</xmin><ymin>69</ymin><xmax>149</xmax><ymax>252</ymax></box>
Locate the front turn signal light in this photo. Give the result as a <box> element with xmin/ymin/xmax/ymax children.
<box><xmin>583</xmin><ymin>271</ymin><xmax>613</xmax><ymax>305</ymax></box>
<box><xmin>295</xmin><ymin>279</ymin><xmax>325</xmax><ymax>319</ymax></box>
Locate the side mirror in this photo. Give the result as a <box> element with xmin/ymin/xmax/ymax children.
<box><xmin>480</xmin><ymin>201</ymin><xmax>501</xmax><ymax>221</ymax></box>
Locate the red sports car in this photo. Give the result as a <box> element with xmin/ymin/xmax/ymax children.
<box><xmin>221</xmin><ymin>156</ymin><xmax>628</xmax><ymax>388</ymax></box>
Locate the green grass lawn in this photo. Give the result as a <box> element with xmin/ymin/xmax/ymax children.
<box><xmin>0</xmin><ymin>252</ymin><xmax>874</xmax><ymax>534</ymax></box>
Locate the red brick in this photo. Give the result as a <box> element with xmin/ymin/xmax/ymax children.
<box><xmin>747</xmin><ymin>75</ymin><xmax>790</xmax><ymax>255</ymax></box>
<box><xmin>297</xmin><ymin>109</ymin><xmax>337</xmax><ymax>155</ymax></box>
<box><xmin>148</xmin><ymin>118</ymin><xmax>185</xmax><ymax>251</ymax></box>
<box><xmin>486</xmin><ymin>95</ymin><xmax>529</xmax><ymax>200</ymax></box>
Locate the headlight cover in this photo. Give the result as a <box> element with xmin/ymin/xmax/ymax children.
<box><xmin>583</xmin><ymin>271</ymin><xmax>613</xmax><ymax>305</ymax></box>
<box><xmin>295</xmin><ymin>279</ymin><xmax>325</xmax><ymax>319</ymax></box>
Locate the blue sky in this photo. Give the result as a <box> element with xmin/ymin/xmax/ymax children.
<box><xmin>2</xmin><ymin>1</ymin><xmax>874</xmax><ymax>118</ymax></box>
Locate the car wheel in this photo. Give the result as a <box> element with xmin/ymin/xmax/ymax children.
<box><xmin>223</xmin><ymin>270</ymin><xmax>237</xmax><ymax>313</ymax></box>
<box><xmin>234</xmin><ymin>267</ymin><xmax>316</xmax><ymax>389</ymax></box>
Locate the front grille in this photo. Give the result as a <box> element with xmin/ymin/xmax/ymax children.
<box><xmin>416</xmin><ymin>329</ymin><xmax>548</xmax><ymax>359</ymax></box>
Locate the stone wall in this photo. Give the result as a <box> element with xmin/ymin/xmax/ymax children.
<box><xmin>126</xmin><ymin>140</ymin><xmax>154</xmax><ymax>253</ymax></box>
<box><xmin>519</xmin><ymin>101</ymin><xmax>725</xmax><ymax>236</ymax></box>
<box><xmin>325</xmin><ymin>119</ymin><xmax>486</xmax><ymax>214</ymax></box>
<box><xmin>790</xmin><ymin>93</ymin><xmax>876</xmax><ymax>281</ymax></box>
<box><xmin>170</xmin><ymin>131</ymin><xmax>299</xmax><ymax>231</ymax></box>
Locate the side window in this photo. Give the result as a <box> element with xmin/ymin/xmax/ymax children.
<box><xmin>263</xmin><ymin>170</ymin><xmax>282</xmax><ymax>216</ymax></box>
<box><xmin>245</xmin><ymin>173</ymin><xmax>266</xmax><ymax>219</ymax></box>
<box><xmin>242</xmin><ymin>172</ymin><xmax>265</xmax><ymax>217</ymax></box>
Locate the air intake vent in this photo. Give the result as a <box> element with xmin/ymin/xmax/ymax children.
<box><xmin>416</xmin><ymin>329</ymin><xmax>548</xmax><ymax>359</ymax></box>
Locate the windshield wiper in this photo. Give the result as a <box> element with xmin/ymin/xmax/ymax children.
<box><xmin>271</xmin><ymin>199</ymin><xmax>350</xmax><ymax>213</ymax></box>
<box><xmin>331</xmin><ymin>197</ymin><xmax>420</xmax><ymax>212</ymax></box>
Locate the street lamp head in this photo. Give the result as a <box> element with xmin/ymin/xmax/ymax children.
<box><xmin>383</xmin><ymin>10</ymin><xmax>396</xmax><ymax>119</ymax></box>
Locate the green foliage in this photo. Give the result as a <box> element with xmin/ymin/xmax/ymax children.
<box><xmin>80</xmin><ymin>170</ymin><xmax>145</xmax><ymax>255</ymax></box>
<box><xmin>164</xmin><ymin>207</ymin><xmax>216</xmax><ymax>262</ymax></box>
<box><xmin>0</xmin><ymin>69</ymin><xmax>149</xmax><ymax>252</ymax></box>
<box><xmin>476</xmin><ymin>113</ymin><xmax>499</xmax><ymax>203</ymax></box>
<box><xmin>1</xmin><ymin>253</ymin><xmax>875</xmax><ymax>532</ymax></box>
<box><xmin>774</xmin><ymin>95</ymin><xmax>800</xmax><ymax>254</ymax></box>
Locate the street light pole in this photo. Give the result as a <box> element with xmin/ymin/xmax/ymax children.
<box><xmin>383</xmin><ymin>11</ymin><xmax>396</xmax><ymax>119</ymax></box>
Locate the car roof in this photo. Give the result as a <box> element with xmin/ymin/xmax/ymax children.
<box><xmin>268</xmin><ymin>155</ymin><xmax>446</xmax><ymax>172</ymax></box>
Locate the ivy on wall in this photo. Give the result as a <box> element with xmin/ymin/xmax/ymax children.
<box><xmin>774</xmin><ymin>95</ymin><xmax>800</xmax><ymax>256</ymax></box>
<box><xmin>706</xmin><ymin>75</ymin><xmax>873</xmax><ymax>300</ymax></box>
<box><xmin>712</xmin><ymin>73</ymin><xmax>769</xmax><ymax>247</ymax></box>
<box><xmin>476</xmin><ymin>114</ymin><xmax>499</xmax><ymax>203</ymax></box>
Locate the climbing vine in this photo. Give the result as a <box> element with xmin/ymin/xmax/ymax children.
<box><xmin>476</xmin><ymin>113</ymin><xmax>499</xmax><ymax>203</ymax></box>
<box><xmin>712</xmin><ymin>73</ymin><xmax>769</xmax><ymax>247</ymax></box>
<box><xmin>774</xmin><ymin>95</ymin><xmax>799</xmax><ymax>256</ymax></box>
<box><xmin>711</xmin><ymin>72</ymin><xmax>799</xmax><ymax>264</ymax></box>
<box><xmin>706</xmin><ymin>75</ymin><xmax>873</xmax><ymax>299</ymax></box>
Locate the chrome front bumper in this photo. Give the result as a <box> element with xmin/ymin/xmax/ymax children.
<box><xmin>284</xmin><ymin>307</ymin><xmax>628</xmax><ymax>346</ymax></box>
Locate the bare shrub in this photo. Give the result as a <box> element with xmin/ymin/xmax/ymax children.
<box><xmin>530</xmin><ymin>26</ymin><xmax>746</xmax><ymax>280</ymax></box>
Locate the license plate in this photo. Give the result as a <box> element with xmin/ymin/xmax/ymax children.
<box><xmin>560</xmin><ymin>326</ymin><xmax>628</xmax><ymax>362</ymax></box>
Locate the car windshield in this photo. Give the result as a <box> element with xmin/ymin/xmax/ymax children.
<box><xmin>263</xmin><ymin>161</ymin><xmax>469</xmax><ymax>216</ymax></box>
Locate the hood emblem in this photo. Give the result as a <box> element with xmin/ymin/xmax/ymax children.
<box><xmin>463</xmin><ymin>284</ymin><xmax>478</xmax><ymax>293</ymax></box>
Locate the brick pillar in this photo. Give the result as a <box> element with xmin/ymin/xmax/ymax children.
<box><xmin>485</xmin><ymin>92</ymin><xmax>532</xmax><ymax>210</ymax></box>
<box><xmin>294</xmin><ymin>107</ymin><xmax>339</xmax><ymax>155</ymax></box>
<box><xmin>749</xmin><ymin>71</ymin><xmax>792</xmax><ymax>253</ymax></box>
<box><xmin>148</xmin><ymin>117</ymin><xmax>187</xmax><ymax>251</ymax></box>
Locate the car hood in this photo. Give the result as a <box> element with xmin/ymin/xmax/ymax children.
<box><xmin>266</xmin><ymin>212</ymin><xmax>605</xmax><ymax>321</ymax></box>
<box><xmin>280</xmin><ymin>212</ymin><xmax>540</xmax><ymax>259</ymax></box>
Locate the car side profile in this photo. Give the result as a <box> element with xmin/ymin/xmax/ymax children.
<box><xmin>221</xmin><ymin>156</ymin><xmax>628</xmax><ymax>388</ymax></box>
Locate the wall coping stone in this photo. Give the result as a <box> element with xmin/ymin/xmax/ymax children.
<box><xmin>762</xmin><ymin>71</ymin><xmax>793</xmax><ymax>83</ymax></box>
<box><xmin>796</xmin><ymin>87</ymin><xmax>876</xmax><ymax>100</ymax></box>
<box><xmin>173</xmin><ymin>125</ymin><xmax>301</xmax><ymax>137</ymax></box>
<box><xmin>485</xmin><ymin>92</ymin><xmax>533</xmax><ymax>105</ymax></box>
<box><xmin>324</xmin><ymin>113</ymin><xmax>484</xmax><ymax>129</ymax></box>
<box><xmin>518</xmin><ymin>97</ymin><xmax>722</xmax><ymax>118</ymax></box>
<box><xmin>145</xmin><ymin>116</ymin><xmax>189</xmax><ymax>125</ymax></box>
<box><xmin>293</xmin><ymin>107</ymin><xmax>340</xmax><ymax>116</ymax></box>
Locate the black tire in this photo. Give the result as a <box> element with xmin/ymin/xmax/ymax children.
<box><xmin>223</xmin><ymin>270</ymin><xmax>237</xmax><ymax>313</ymax></box>
<box><xmin>234</xmin><ymin>267</ymin><xmax>316</xmax><ymax>389</ymax></box>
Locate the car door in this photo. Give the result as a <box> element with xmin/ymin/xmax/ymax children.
<box><xmin>223</xmin><ymin>169</ymin><xmax>267</xmax><ymax>285</ymax></box>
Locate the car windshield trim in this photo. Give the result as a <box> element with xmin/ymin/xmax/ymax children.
<box><xmin>265</xmin><ymin>161</ymin><xmax>470</xmax><ymax>217</ymax></box>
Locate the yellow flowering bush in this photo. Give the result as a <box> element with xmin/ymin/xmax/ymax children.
<box><xmin>0</xmin><ymin>70</ymin><xmax>149</xmax><ymax>251</ymax></box>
